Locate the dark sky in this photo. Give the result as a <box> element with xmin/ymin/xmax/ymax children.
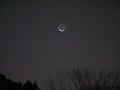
<box><xmin>0</xmin><ymin>0</ymin><xmax>120</xmax><ymax>87</ymax></box>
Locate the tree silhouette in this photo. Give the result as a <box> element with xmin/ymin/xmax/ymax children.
<box><xmin>45</xmin><ymin>67</ymin><xmax>120</xmax><ymax>90</ymax></box>
<box><xmin>1</xmin><ymin>67</ymin><xmax>120</xmax><ymax>90</ymax></box>
<box><xmin>0</xmin><ymin>73</ymin><xmax>41</xmax><ymax>90</ymax></box>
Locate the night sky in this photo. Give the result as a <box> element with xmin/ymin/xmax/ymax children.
<box><xmin>0</xmin><ymin>0</ymin><xmax>120</xmax><ymax>87</ymax></box>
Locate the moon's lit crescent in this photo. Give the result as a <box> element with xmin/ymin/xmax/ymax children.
<box><xmin>58</xmin><ymin>27</ymin><xmax>65</xmax><ymax>32</ymax></box>
<box><xmin>58</xmin><ymin>24</ymin><xmax>66</xmax><ymax>32</ymax></box>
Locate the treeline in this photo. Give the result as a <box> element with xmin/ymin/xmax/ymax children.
<box><xmin>0</xmin><ymin>67</ymin><xmax>120</xmax><ymax>90</ymax></box>
<box><xmin>45</xmin><ymin>67</ymin><xmax>120</xmax><ymax>90</ymax></box>
<box><xmin>0</xmin><ymin>74</ymin><xmax>41</xmax><ymax>90</ymax></box>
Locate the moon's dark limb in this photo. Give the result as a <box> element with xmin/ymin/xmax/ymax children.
<box><xmin>58</xmin><ymin>24</ymin><xmax>66</xmax><ymax>32</ymax></box>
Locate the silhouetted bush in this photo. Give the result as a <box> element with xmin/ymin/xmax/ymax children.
<box><xmin>0</xmin><ymin>73</ymin><xmax>41</xmax><ymax>90</ymax></box>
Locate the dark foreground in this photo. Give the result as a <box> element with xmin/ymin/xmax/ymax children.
<box><xmin>0</xmin><ymin>67</ymin><xmax>120</xmax><ymax>90</ymax></box>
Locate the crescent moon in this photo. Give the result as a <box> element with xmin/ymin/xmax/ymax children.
<box><xmin>58</xmin><ymin>27</ymin><xmax>65</xmax><ymax>32</ymax></box>
<box><xmin>58</xmin><ymin>24</ymin><xmax>66</xmax><ymax>32</ymax></box>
